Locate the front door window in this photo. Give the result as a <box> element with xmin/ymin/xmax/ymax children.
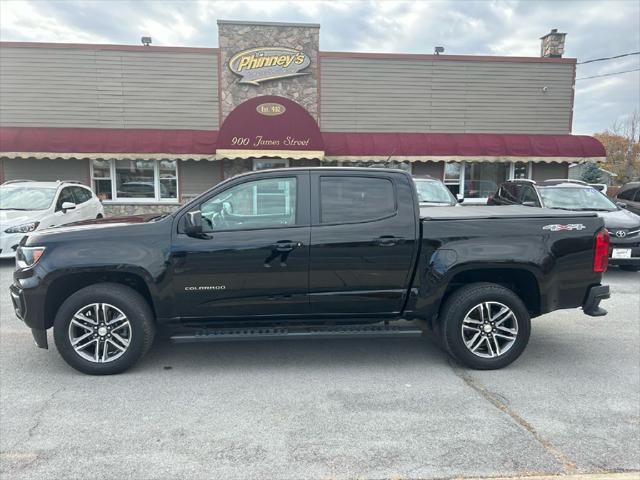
<box><xmin>200</xmin><ymin>177</ymin><xmax>297</xmax><ymax>231</ymax></box>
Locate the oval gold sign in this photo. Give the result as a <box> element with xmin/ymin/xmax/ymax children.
<box><xmin>256</xmin><ymin>103</ymin><xmax>286</xmax><ymax>116</ymax></box>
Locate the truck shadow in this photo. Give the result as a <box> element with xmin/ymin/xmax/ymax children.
<box><xmin>141</xmin><ymin>334</ymin><xmax>449</xmax><ymax>373</ymax></box>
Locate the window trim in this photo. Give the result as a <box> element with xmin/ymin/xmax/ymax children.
<box><xmin>316</xmin><ymin>174</ymin><xmax>398</xmax><ymax>227</ymax></box>
<box><xmin>90</xmin><ymin>159</ymin><xmax>180</xmax><ymax>204</ymax></box>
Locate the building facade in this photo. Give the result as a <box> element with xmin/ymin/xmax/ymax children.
<box><xmin>0</xmin><ymin>20</ymin><xmax>605</xmax><ymax>213</ymax></box>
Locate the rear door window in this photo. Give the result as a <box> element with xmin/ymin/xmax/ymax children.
<box><xmin>320</xmin><ymin>176</ymin><xmax>395</xmax><ymax>224</ymax></box>
<box><xmin>618</xmin><ymin>187</ymin><xmax>638</xmax><ymax>201</ymax></box>
<box><xmin>72</xmin><ymin>187</ymin><xmax>92</xmax><ymax>204</ymax></box>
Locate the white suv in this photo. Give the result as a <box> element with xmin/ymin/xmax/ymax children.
<box><xmin>0</xmin><ymin>180</ymin><xmax>104</xmax><ymax>259</ymax></box>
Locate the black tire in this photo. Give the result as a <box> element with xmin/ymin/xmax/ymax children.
<box><xmin>439</xmin><ymin>282</ymin><xmax>531</xmax><ymax>370</ymax></box>
<box><xmin>619</xmin><ymin>265</ymin><xmax>639</xmax><ymax>272</ymax></box>
<box><xmin>53</xmin><ymin>283</ymin><xmax>155</xmax><ymax>375</ymax></box>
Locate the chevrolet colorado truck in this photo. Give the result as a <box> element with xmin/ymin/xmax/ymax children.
<box><xmin>10</xmin><ymin>168</ymin><xmax>611</xmax><ymax>375</ymax></box>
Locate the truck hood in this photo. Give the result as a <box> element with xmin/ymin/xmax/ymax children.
<box><xmin>597</xmin><ymin>209</ymin><xmax>640</xmax><ymax>230</ymax></box>
<box><xmin>25</xmin><ymin>214</ymin><xmax>171</xmax><ymax>245</ymax></box>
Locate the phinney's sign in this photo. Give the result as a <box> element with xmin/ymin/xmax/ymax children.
<box><xmin>228</xmin><ymin>47</ymin><xmax>311</xmax><ymax>85</ymax></box>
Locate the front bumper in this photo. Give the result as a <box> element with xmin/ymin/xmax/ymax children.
<box><xmin>10</xmin><ymin>277</ymin><xmax>49</xmax><ymax>349</ymax></box>
<box><xmin>0</xmin><ymin>232</ymin><xmax>23</xmax><ymax>259</ymax></box>
<box><xmin>582</xmin><ymin>285</ymin><xmax>610</xmax><ymax>317</ymax></box>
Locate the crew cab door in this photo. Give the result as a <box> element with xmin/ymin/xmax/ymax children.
<box><xmin>308</xmin><ymin>171</ymin><xmax>418</xmax><ymax>316</ymax></box>
<box><xmin>171</xmin><ymin>171</ymin><xmax>311</xmax><ymax>320</ymax></box>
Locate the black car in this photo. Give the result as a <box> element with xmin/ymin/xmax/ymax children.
<box><xmin>488</xmin><ymin>179</ymin><xmax>640</xmax><ymax>271</ymax></box>
<box><xmin>615</xmin><ymin>181</ymin><xmax>640</xmax><ymax>216</ymax></box>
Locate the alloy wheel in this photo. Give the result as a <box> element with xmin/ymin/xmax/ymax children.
<box><xmin>68</xmin><ymin>303</ymin><xmax>132</xmax><ymax>363</ymax></box>
<box><xmin>460</xmin><ymin>301</ymin><xmax>518</xmax><ymax>358</ymax></box>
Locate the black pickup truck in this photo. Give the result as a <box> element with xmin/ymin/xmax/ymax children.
<box><xmin>10</xmin><ymin>168</ymin><xmax>611</xmax><ymax>375</ymax></box>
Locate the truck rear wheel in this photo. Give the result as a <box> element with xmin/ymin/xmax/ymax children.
<box><xmin>53</xmin><ymin>283</ymin><xmax>155</xmax><ymax>375</ymax></box>
<box><xmin>439</xmin><ymin>282</ymin><xmax>531</xmax><ymax>370</ymax></box>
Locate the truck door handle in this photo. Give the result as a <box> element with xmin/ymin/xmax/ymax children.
<box><xmin>274</xmin><ymin>240</ymin><xmax>303</xmax><ymax>252</ymax></box>
<box><xmin>375</xmin><ymin>236</ymin><xmax>403</xmax><ymax>247</ymax></box>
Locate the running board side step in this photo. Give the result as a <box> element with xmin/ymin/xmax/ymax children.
<box><xmin>170</xmin><ymin>322</ymin><xmax>424</xmax><ymax>343</ymax></box>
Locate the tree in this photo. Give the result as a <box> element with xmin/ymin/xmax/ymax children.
<box><xmin>594</xmin><ymin>110</ymin><xmax>640</xmax><ymax>184</ymax></box>
<box><xmin>580</xmin><ymin>162</ymin><xmax>603</xmax><ymax>183</ymax></box>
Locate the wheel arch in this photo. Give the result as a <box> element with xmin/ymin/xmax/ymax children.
<box><xmin>43</xmin><ymin>268</ymin><xmax>156</xmax><ymax>329</ymax></box>
<box><xmin>440</xmin><ymin>265</ymin><xmax>542</xmax><ymax>319</ymax></box>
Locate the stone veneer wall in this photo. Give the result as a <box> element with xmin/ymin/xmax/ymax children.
<box><xmin>217</xmin><ymin>21</ymin><xmax>320</xmax><ymax>123</ymax></box>
<box><xmin>103</xmin><ymin>195</ymin><xmax>201</xmax><ymax>216</ymax></box>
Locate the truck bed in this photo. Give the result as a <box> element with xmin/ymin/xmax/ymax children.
<box><xmin>420</xmin><ymin>205</ymin><xmax>599</xmax><ymax>221</ymax></box>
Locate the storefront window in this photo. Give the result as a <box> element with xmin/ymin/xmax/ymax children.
<box><xmin>444</xmin><ymin>162</ymin><xmax>462</xmax><ymax>195</ymax></box>
<box><xmin>159</xmin><ymin>160</ymin><xmax>178</xmax><ymax>199</ymax></box>
<box><xmin>116</xmin><ymin>160</ymin><xmax>155</xmax><ymax>199</ymax></box>
<box><xmin>92</xmin><ymin>159</ymin><xmax>113</xmax><ymax>201</ymax></box>
<box><xmin>512</xmin><ymin>161</ymin><xmax>530</xmax><ymax>179</ymax></box>
<box><xmin>92</xmin><ymin>159</ymin><xmax>178</xmax><ymax>202</ymax></box>
<box><xmin>253</xmin><ymin>159</ymin><xmax>289</xmax><ymax>171</ymax></box>
<box><xmin>464</xmin><ymin>162</ymin><xmax>509</xmax><ymax>199</ymax></box>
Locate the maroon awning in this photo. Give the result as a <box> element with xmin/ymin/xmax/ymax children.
<box><xmin>0</xmin><ymin>127</ymin><xmax>606</xmax><ymax>162</ymax></box>
<box><xmin>322</xmin><ymin>132</ymin><xmax>606</xmax><ymax>161</ymax></box>
<box><xmin>0</xmin><ymin>127</ymin><xmax>218</xmax><ymax>159</ymax></box>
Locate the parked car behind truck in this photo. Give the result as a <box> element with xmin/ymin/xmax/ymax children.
<box><xmin>488</xmin><ymin>179</ymin><xmax>640</xmax><ymax>271</ymax></box>
<box><xmin>11</xmin><ymin>168</ymin><xmax>610</xmax><ymax>375</ymax></box>
<box><xmin>0</xmin><ymin>180</ymin><xmax>104</xmax><ymax>259</ymax></box>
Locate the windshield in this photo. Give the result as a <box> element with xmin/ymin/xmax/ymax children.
<box><xmin>538</xmin><ymin>186</ymin><xmax>618</xmax><ymax>211</ymax></box>
<box><xmin>414</xmin><ymin>179</ymin><xmax>456</xmax><ymax>204</ymax></box>
<box><xmin>0</xmin><ymin>186</ymin><xmax>57</xmax><ymax>211</ymax></box>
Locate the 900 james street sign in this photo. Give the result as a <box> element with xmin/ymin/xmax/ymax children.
<box><xmin>228</xmin><ymin>47</ymin><xmax>311</xmax><ymax>85</ymax></box>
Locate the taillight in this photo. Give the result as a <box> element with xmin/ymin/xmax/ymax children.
<box><xmin>487</xmin><ymin>196</ymin><xmax>495</xmax><ymax>205</ymax></box>
<box><xmin>593</xmin><ymin>229</ymin><xmax>609</xmax><ymax>272</ymax></box>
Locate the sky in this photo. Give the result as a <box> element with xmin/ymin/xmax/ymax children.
<box><xmin>1</xmin><ymin>0</ymin><xmax>639</xmax><ymax>135</ymax></box>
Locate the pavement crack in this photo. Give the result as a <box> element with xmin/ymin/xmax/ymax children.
<box><xmin>8</xmin><ymin>386</ymin><xmax>65</xmax><ymax>452</ymax></box>
<box><xmin>449</xmin><ymin>360</ymin><xmax>578</xmax><ymax>475</ymax></box>
<box><xmin>27</xmin><ymin>386</ymin><xmax>65</xmax><ymax>439</ymax></box>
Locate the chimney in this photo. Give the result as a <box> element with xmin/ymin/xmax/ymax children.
<box><xmin>540</xmin><ymin>29</ymin><xmax>567</xmax><ymax>58</ymax></box>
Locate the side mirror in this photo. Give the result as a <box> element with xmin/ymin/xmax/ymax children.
<box><xmin>456</xmin><ymin>194</ymin><xmax>464</xmax><ymax>204</ymax></box>
<box><xmin>184</xmin><ymin>210</ymin><xmax>204</xmax><ymax>238</ymax></box>
<box><xmin>61</xmin><ymin>201</ymin><xmax>76</xmax><ymax>213</ymax></box>
<box><xmin>522</xmin><ymin>201</ymin><xmax>537</xmax><ymax>207</ymax></box>
<box><xmin>616</xmin><ymin>202</ymin><xmax>627</xmax><ymax>209</ymax></box>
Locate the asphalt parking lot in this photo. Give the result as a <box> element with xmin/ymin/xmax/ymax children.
<box><xmin>0</xmin><ymin>260</ymin><xmax>638</xmax><ymax>480</ymax></box>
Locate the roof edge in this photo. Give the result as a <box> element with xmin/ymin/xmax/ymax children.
<box><xmin>319</xmin><ymin>50</ymin><xmax>576</xmax><ymax>64</ymax></box>
<box><xmin>217</xmin><ymin>19</ymin><xmax>320</xmax><ymax>28</ymax></box>
<box><xmin>0</xmin><ymin>41</ymin><xmax>218</xmax><ymax>53</ymax></box>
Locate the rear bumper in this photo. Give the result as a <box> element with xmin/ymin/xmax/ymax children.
<box><xmin>582</xmin><ymin>284</ymin><xmax>610</xmax><ymax>317</ymax></box>
<box><xmin>609</xmin><ymin>240</ymin><xmax>640</xmax><ymax>266</ymax></box>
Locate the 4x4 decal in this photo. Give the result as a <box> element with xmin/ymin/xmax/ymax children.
<box><xmin>543</xmin><ymin>224</ymin><xmax>587</xmax><ymax>232</ymax></box>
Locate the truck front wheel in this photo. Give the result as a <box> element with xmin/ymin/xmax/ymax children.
<box><xmin>439</xmin><ymin>282</ymin><xmax>531</xmax><ymax>370</ymax></box>
<box><xmin>53</xmin><ymin>283</ymin><xmax>155</xmax><ymax>375</ymax></box>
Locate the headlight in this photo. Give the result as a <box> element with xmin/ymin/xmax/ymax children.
<box><xmin>5</xmin><ymin>222</ymin><xmax>39</xmax><ymax>234</ymax></box>
<box><xmin>16</xmin><ymin>246</ymin><xmax>46</xmax><ymax>269</ymax></box>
